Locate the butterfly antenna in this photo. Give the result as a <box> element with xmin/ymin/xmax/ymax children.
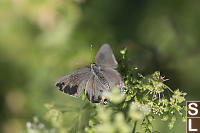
<box><xmin>91</xmin><ymin>44</ymin><xmax>93</xmax><ymax>64</ymax></box>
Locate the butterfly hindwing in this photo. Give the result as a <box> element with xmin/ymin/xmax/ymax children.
<box><xmin>101</xmin><ymin>67</ymin><xmax>123</xmax><ymax>89</ymax></box>
<box><xmin>55</xmin><ymin>68</ymin><xmax>91</xmax><ymax>97</ymax></box>
<box><xmin>85</xmin><ymin>67</ymin><xmax>122</xmax><ymax>103</ymax></box>
<box><xmin>85</xmin><ymin>75</ymin><xmax>107</xmax><ymax>103</ymax></box>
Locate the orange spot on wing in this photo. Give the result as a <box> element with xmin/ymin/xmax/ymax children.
<box><xmin>91</xmin><ymin>64</ymin><xmax>93</xmax><ymax>67</ymax></box>
<box><xmin>102</xmin><ymin>96</ymin><xmax>105</xmax><ymax>103</ymax></box>
<box><xmin>116</xmin><ymin>84</ymin><xmax>120</xmax><ymax>88</ymax></box>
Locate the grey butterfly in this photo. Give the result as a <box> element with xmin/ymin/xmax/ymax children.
<box><xmin>55</xmin><ymin>44</ymin><xmax>123</xmax><ymax>103</ymax></box>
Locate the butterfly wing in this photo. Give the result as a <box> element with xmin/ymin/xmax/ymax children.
<box><xmin>85</xmin><ymin>67</ymin><xmax>123</xmax><ymax>103</ymax></box>
<box><xmin>85</xmin><ymin>75</ymin><xmax>107</xmax><ymax>103</ymax></box>
<box><xmin>55</xmin><ymin>68</ymin><xmax>91</xmax><ymax>97</ymax></box>
<box><xmin>95</xmin><ymin>44</ymin><xmax>118</xmax><ymax>68</ymax></box>
<box><xmin>101</xmin><ymin>67</ymin><xmax>123</xmax><ymax>89</ymax></box>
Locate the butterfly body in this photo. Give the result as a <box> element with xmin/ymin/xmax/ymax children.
<box><xmin>91</xmin><ymin>63</ymin><xmax>100</xmax><ymax>76</ymax></box>
<box><xmin>55</xmin><ymin>44</ymin><xmax>123</xmax><ymax>103</ymax></box>
<box><xmin>91</xmin><ymin>63</ymin><xmax>110</xmax><ymax>89</ymax></box>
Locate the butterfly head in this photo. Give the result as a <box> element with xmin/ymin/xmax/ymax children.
<box><xmin>90</xmin><ymin>63</ymin><xmax>96</xmax><ymax>68</ymax></box>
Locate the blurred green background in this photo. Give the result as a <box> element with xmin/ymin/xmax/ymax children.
<box><xmin>1</xmin><ymin>0</ymin><xmax>200</xmax><ymax>132</ymax></box>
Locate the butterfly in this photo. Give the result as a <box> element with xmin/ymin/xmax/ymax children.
<box><xmin>55</xmin><ymin>44</ymin><xmax>123</xmax><ymax>103</ymax></box>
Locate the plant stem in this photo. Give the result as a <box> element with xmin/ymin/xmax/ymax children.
<box><xmin>132</xmin><ymin>121</ymin><xmax>137</xmax><ymax>133</ymax></box>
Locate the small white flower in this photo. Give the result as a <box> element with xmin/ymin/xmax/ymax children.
<box><xmin>26</xmin><ymin>122</ymin><xmax>32</xmax><ymax>128</ymax></box>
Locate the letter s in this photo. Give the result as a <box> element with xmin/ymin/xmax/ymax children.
<box><xmin>188</xmin><ymin>103</ymin><xmax>198</xmax><ymax>116</ymax></box>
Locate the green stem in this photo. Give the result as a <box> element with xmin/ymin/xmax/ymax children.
<box><xmin>145</xmin><ymin>90</ymin><xmax>150</xmax><ymax>97</ymax></box>
<box><xmin>164</xmin><ymin>84</ymin><xmax>174</xmax><ymax>93</ymax></box>
<box><xmin>132</xmin><ymin>121</ymin><xmax>137</xmax><ymax>133</ymax></box>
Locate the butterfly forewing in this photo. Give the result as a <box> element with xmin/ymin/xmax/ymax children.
<box><xmin>55</xmin><ymin>68</ymin><xmax>91</xmax><ymax>97</ymax></box>
<box><xmin>95</xmin><ymin>44</ymin><xmax>118</xmax><ymax>68</ymax></box>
